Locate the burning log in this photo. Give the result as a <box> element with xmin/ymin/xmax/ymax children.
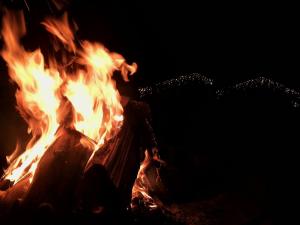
<box><xmin>0</xmin><ymin>9</ymin><xmax>165</xmax><ymax>224</ymax></box>
<box><xmin>22</xmin><ymin>128</ymin><xmax>93</xmax><ymax>212</ymax></box>
<box><xmin>0</xmin><ymin>178</ymin><xmax>29</xmax><ymax>214</ymax></box>
<box><xmin>78</xmin><ymin>164</ymin><xmax>120</xmax><ymax>217</ymax></box>
<box><xmin>0</xmin><ymin>128</ymin><xmax>93</xmax><ymax>214</ymax></box>
<box><xmin>1</xmin><ymin>100</ymin><xmax>162</xmax><ymax>217</ymax></box>
<box><xmin>0</xmin><ymin>179</ymin><xmax>11</xmax><ymax>191</ymax></box>
<box><xmin>89</xmin><ymin>100</ymin><xmax>163</xmax><ymax>210</ymax></box>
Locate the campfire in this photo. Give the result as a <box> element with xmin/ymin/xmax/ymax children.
<box><xmin>1</xmin><ymin>2</ymin><xmax>292</xmax><ymax>225</ymax></box>
<box><xmin>0</xmin><ymin>9</ymin><xmax>160</xmax><ymax>220</ymax></box>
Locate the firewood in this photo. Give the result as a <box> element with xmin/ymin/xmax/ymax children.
<box><xmin>0</xmin><ymin>179</ymin><xmax>11</xmax><ymax>191</ymax></box>
<box><xmin>1</xmin><ymin>100</ymin><xmax>159</xmax><ymax>216</ymax></box>
<box><xmin>91</xmin><ymin>100</ymin><xmax>158</xmax><ymax>209</ymax></box>
<box><xmin>22</xmin><ymin>128</ymin><xmax>93</xmax><ymax>213</ymax></box>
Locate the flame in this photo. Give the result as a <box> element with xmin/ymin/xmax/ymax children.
<box><xmin>0</xmin><ymin>10</ymin><xmax>136</xmax><ymax>186</ymax></box>
<box><xmin>131</xmin><ymin>150</ymin><xmax>158</xmax><ymax>209</ymax></box>
<box><xmin>41</xmin><ymin>12</ymin><xmax>76</xmax><ymax>52</ymax></box>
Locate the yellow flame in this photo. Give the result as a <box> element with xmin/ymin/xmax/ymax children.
<box><xmin>1</xmin><ymin>10</ymin><xmax>137</xmax><ymax>186</ymax></box>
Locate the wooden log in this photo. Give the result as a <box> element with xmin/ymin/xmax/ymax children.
<box><xmin>91</xmin><ymin>100</ymin><xmax>158</xmax><ymax>209</ymax></box>
<box><xmin>0</xmin><ymin>178</ymin><xmax>29</xmax><ymax>215</ymax></box>
<box><xmin>1</xmin><ymin>100</ymin><xmax>160</xmax><ymax>216</ymax></box>
<box><xmin>22</xmin><ymin>128</ymin><xmax>93</xmax><ymax>213</ymax></box>
<box><xmin>78</xmin><ymin>164</ymin><xmax>121</xmax><ymax>216</ymax></box>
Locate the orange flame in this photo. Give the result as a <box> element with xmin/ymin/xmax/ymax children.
<box><xmin>131</xmin><ymin>150</ymin><xmax>158</xmax><ymax>209</ymax></box>
<box><xmin>1</xmin><ymin>10</ymin><xmax>136</xmax><ymax>186</ymax></box>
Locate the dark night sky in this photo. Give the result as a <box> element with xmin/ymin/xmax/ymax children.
<box><xmin>66</xmin><ymin>0</ymin><xmax>299</xmax><ymax>86</ymax></box>
<box><xmin>0</xmin><ymin>0</ymin><xmax>299</xmax><ymax>85</ymax></box>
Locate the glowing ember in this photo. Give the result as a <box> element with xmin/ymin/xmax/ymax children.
<box><xmin>0</xmin><ymin>10</ymin><xmax>136</xmax><ymax>186</ymax></box>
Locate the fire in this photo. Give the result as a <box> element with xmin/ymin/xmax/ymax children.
<box><xmin>131</xmin><ymin>150</ymin><xmax>158</xmax><ymax>209</ymax></box>
<box><xmin>0</xmin><ymin>10</ymin><xmax>136</xmax><ymax>186</ymax></box>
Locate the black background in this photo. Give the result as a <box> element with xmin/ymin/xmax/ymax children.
<box><xmin>0</xmin><ymin>0</ymin><xmax>299</xmax><ymax>224</ymax></box>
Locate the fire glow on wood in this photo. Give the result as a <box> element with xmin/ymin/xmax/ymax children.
<box><xmin>0</xmin><ymin>9</ymin><xmax>156</xmax><ymax>210</ymax></box>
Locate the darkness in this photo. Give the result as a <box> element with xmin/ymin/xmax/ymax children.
<box><xmin>0</xmin><ymin>0</ymin><xmax>299</xmax><ymax>224</ymax></box>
